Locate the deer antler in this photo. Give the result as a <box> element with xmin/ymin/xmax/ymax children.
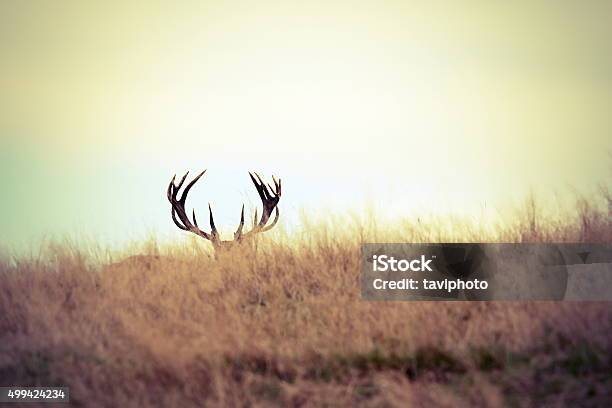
<box><xmin>234</xmin><ymin>172</ymin><xmax>282</xmax><ymax>241</ymax></box>
<box><xmin>167</xmin><ymin>170</ymin><xmax>220</xmax><ymax>245</ymax></box>
<box><xmin>167</xmin><ymin>170</ymin><xmax>282</xmax><ymax>248</ymax></box>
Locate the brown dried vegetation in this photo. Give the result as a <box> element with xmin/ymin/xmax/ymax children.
<box><xmin>1</xmin><ymin>191</ymin><xmax>611</xmax><ymax>407</ymax></box>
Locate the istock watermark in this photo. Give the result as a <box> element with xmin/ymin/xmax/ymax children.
<box><xmin>371</xmin><ymin>277</ymin><xmax>488</xmax><ymax>292</ymax></box>
<box><xmin>361</xmin><ymin>243</ymin><xmax>612</xmax><ymax>301</ymax></box>
<box><xmin>372</xmin><ymin>254</ymin><xmax>434</xmax><ymax>272</ymax></box>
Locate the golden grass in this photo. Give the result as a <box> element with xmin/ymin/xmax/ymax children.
<box><xmin>1</xmin><ymin>191</ymin><xmax>611</xmax><ymax>407</ymax></box>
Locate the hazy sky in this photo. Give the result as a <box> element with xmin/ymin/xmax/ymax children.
<box><xmin>1</xmin><ymin>1</ymin><xmax>611</xmax><ymax>250</ymax></box>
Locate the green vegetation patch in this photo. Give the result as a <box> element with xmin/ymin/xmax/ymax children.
<box><xmin>304</xmin><ymin>347</ymin><xmax>466</xmax><ymax>382</ymax></box>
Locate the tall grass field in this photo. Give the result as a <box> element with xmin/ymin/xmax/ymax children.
<box><xmin>1</xmin><ymin>191</ymin><xmax>611</xmax><ymax>407</ymax></box>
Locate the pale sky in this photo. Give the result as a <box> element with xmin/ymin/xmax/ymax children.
<box><xmin>1</xmin><ymin>1</ymin><xmax>611</xmax><ymax>250</ymax></box>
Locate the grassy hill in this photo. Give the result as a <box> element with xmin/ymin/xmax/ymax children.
<box><xmin>1</xmin><ymin>191</ymin><xmax>610</xmax><ymax>407</ymax></box>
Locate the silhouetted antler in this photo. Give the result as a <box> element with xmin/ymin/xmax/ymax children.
<box><xmin>235</xmin><ymin>172</ymin><xmax>282</xmax><ymax>240</ymax></box>
<box><xmin>167</xmin><ymin>170</ymin><xmax>220</xmax><ymax>245</ymax></box>
<box><xmin>167</xmin><ymin>170</ymin><xmax>281</xmax><ymax>249</ymax></box>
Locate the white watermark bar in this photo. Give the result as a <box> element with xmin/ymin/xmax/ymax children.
<box><xmin>0</xmin><ymin>387</ymin><xmax>69</xmax><ymax>403</ymax></box>
<box><xmin>361</xmin><ymin>244</ymin><xmax>612</xmax><ymax>301</ymax></box>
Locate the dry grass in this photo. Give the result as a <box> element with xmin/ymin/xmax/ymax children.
<box><xmin>1</xmin><ymin>191</ymin><xmax>611</xmax><ymax>407</ymax></box>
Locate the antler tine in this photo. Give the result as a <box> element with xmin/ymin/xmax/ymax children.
<box><xmin>208</xmin><ymin>203</ymin><xmax>219</xmax><ymax>240</ymax></box>
<box><xmin>179</xmin><ymin>170</ymin><xmax>206</xmax><ymax>204</ymax></box>
<box><xmin>267</xmin><ymin>183</ymin><xmax>276</xmax><ymax>196</ymax></box>
<box><xmin>176</xmin><ymin>171</ymin><xmax>189</xmax><ymax>191</ymax></box>
<box><xmin>249</xmin><ymin>172</ymin><xmax>269</xmax><ymax>201</ymax></box>
<box><xmin>167</xmin><ymin>177</ymin><xmax>175</xmax><ymax>201</ymax></box>
<box><xmin>234</xmin><ymin>204</ymin><xmax>245</xmax><ymax>240</ymax></box>
<box><xmin>169</xmin><ymin>171</ymin><xmax>189</xmax><ymax>203</ymax></box>
<box><xmin>256</xmin><ymin>172</ymin><xmax>274</xmax><ymax>200</ymax></box>
<box><xmin>169</xmin><ymin>173</ymin><xmax>188</xmax><ymax>204</ymax></box>
<box><xmin>248</xmin><ymin>171</ymin><xmax>259</xmax><ymax>185</ymax></box>
<box><xmin>271</xmin><ymin>175</ymin><xmax>280</xmax><ymax>192</ymax></box>
<box><xmin>192</xmin><ymin>209</ymin><xmax>199</xmax><ymax>228</ymax></box>
<box><xmin>275</xmin><ymin>177</ymin><xmax>282</xmax><ymax>196</ymax></box>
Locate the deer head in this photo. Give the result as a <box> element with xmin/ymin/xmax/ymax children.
<box><xmin>166</xmin><ymin>170</ymin><xmax>281</xmax><ymax>249</ymax></box>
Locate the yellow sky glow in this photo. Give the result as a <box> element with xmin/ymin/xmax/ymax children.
<box><xmin>1</xmin><ymin>1</ymin><xmax>611</xmax><ymax>249</ymax></box>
